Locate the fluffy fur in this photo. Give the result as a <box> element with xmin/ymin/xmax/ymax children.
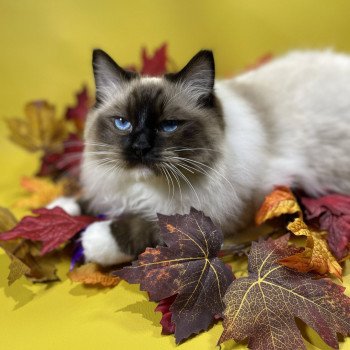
<box><xmin>79</xmin><ymin>49</ymin><xmax>350</xmax><ymax>265</ymax></box>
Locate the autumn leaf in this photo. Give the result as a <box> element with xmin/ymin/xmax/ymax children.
<box><xmin>15</xmin><ymin>176</ymin><xmax>67</xmax><ymax>209</ymax></box>
<box><xmin>37</xmin><ymin>133</ymin><xmax>84</xmax><ymax>179</ymax></box>
<box><xmin>0</xmin><ymin>207</ymin><xmax>18</xmax><ymax>232</ymax></box>
<box><xmin>219</xmin><ymin>235</ymin><xmax>350</xmax><ymax>350</ymax></box>
<box><xmin>302</xmin><ymin>194</ymin><xmax>350</xmax><ymax>260</ymax></box>
<box><xmin>141</xmin><ymin>43</ymin><xmax>167</xmax><ymax>76</ymax></box>
<box><xmin>255</xmin><ymin>186</ymin><xmax>301</xmax><ymax>225</ymax></box>
<box><xmin>155</xmin><ymin>295</ymin><xmax>177</xmax><ymax>335</ymax></box>
<box><xmin>7</xmin><ymin>253</ymin><xmax>31</xmax><ymax>285</ymax></box>
<box><xmin>68</xmin><ymin>263</ymin><xmax>120</xmax><ymax>287</ymax></box>
<box><xmin>0</xmin><ymin>207</ymin><xmax>95</xmax><ymax>255</ymax></box>
<box><xmin>115</xmin><ymin>208</ymin><xmax>234</xmax><ymax>343</ymax></box>
<box><xmin>6</xmin><ymin>101</ymin><xmax>67</xmax><ymax>153</ymax></box>
<box><xmin>280</xmin><ymin>218</ymin><xmax>342</xmax><ymax>279</ymax></box>
<box><xmin>256</xmin><ymin>187</ymin><xmax>342</xmax><ymax>277</ymax></box>
<box><xmin>65</xmin><ymin>86</ymin><xmax>91</xmax><ymax>134</ymax></box>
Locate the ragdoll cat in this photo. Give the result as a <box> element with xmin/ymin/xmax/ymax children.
<box><xmin>52</xmin><ymin>49</ymin><xmax>350</xmax><ymax>266</ymax></box>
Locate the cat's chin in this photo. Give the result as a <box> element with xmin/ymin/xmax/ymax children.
<box><xmin>127</xmin><ymin>165</ymin><xmax>156</xmax><ymax>181</ymax></box>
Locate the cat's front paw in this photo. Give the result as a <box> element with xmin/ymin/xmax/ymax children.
<box><xmin>46</xmin><ymin>196</ymin><xmax>81</xmax><ymax>216</ymax></box>
<box><xmin>81</xmin><ymin>220</ymin><xmax>133</xmax><ymax>266</ymax></box>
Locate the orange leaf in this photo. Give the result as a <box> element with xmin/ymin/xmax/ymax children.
<box><xmin>15</xmin><ymin>176</ymin><xmax>67</xmax><ymax>209</ymax></box>
<box><xmin>255</xmin><ymin>186</ymin><xmax>301</xmax><ymax>225</ymax></box>
<box><xmin>68</xmin><ymin>263</ymin><xmax>120</xmax><ymax>287</ymax></box>
<box><xmin>280</xmin><ymin>218</ymin><xmax>342</xmax><ymax>279</ymax></box>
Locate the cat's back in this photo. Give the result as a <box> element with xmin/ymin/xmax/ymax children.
<box><xmin>220</xmin><ymin>50</ymin><xmax>350</xmax><ymax>196</ymax></box>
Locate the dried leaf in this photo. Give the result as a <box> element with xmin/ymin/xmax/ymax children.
<box><xmin>15</xmin><ymin>176</ymin><xmax>67</xmax><ymax>209</ymax></box>
<box><xmin>256</xmin><ymin>187</ymin><xmax>341</xmax><ymax>277</ymax></box>
<box><xmin>280</xmin><ymin>218</ymin><xmax>342</xmax><ymax>279</ymax></box>
<box><xmin>0</xmin><ymin>207</ymin><xmax>18</xmax><ymax>232</ymax></box>
<box><xmin>302</xmin><ymin>194</ymin><xmax>350</xmax><ymax>260</ymax></box>
<box><xmin>6</xmin><ymin>101</ymin><xmax>67</xmax><ymax>152</ymax></box>
<box><xmin>7</xmin><ymin>253</ymin><xmax>31</xmax><ymax>285</ymax></box>
<box><xmin>255</xmin><ymin>186</ymin><xmax>301</xmax><ymax>225</ymax></box>
<box><xmin>65</xmin><ymin>86</ymin><xmax>91</xmax><ymax>133</ymax></box>
<box><xmin>0</xmin><ymin>207</ymin><xmax>95</xmax><ymax>255</ymax></box>
<box><xmin>68</xmin><ymin>263</ymin><xmax>120</xmax><ymax>287</ymax></box>
<box><xmin>141</xmin><ymin>43</ymin><xmax>167</xmax><ymax>76</ymax></box>
<box><xmin>219</xmin><ymin>235</ymin><xmax>350</xmax><ymax>350</ymax></box>
<box><xmin>116</xmin><ymin>208</ymin><xmax>234</xmax><ymax>343</ymax></box>
<box><xmin>37</xmin><ymin>133</ymin><xmax>84</xmax><ymax>178</ymax></box>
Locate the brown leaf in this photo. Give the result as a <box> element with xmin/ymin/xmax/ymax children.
<box><xmin>68</xmin><ymin>263</ymin><xmax>120</xmax><ymax>287</ymax></box>
<box><xmin>219</xmin><ymin>235</ymin><xmax>350</xmax><ymax>350</ymax></box>
<box><xmin>255</xmin><ymin>186</ymin><xmax>301</xmax><ymax>225</ymax></box>
<box><xmin>7</xmin><ymin>253</ymin><xmax>31</xmax><ymax>285</ymax></box>
<box><xmin>6</xmin><ymin>101</ymin><xmax>67</xmax><ymax>153</ymax></box>
<box><xmin>0</xmin><ymin>207</ymin><xmax>18</xmax><ymax>232</ymax></box>
<box><xmin>116</xmin><ymin>208</ymin><xmax>234</xmax><ymax>343</ymax></box>
<box><xmin>280</xmin><ymin>218</ymin><xmax>342</xmax><ymax>279</ymax></box>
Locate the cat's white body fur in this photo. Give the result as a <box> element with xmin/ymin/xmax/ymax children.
<box><xmin>76</xmin><ymin>50</ymin><xmax>350</xmax><ymax>264</ymax></box>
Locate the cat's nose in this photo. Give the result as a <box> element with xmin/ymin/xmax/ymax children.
<box><xmin>132</xmin><ymin>134</ymin><xmax>152</xmax><ymax>157</ymax></box>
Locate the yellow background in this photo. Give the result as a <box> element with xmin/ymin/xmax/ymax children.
<box><xmin>1</xmin><ymin>1</ymin><xmax>350</xmax><ymax>349</ymax></box>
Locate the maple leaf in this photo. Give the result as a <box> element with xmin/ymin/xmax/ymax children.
<box><xmin>15</xmin><ymin>176</ymin><xmax>67</xmax><ymax>209</ymax></box>
<box><xmin>37</xmin><ymin>133</ymin><xmax>84</xmax><ymax>178</ymax></box>
<box><xmin>256</xmin><ymin>187</ymin><xmax>342</xmax><ymax>277</ymax></box>
<box><xmin>68</xmin><ymin>263</ymin><xmax>120</xmax><ymax>287</ymax></box>
<box><xmin>115</xmin><ymin>208</ymin><xmax>234</xmax><ymax>343</ymax></box>
<box><xmin>0</xmin><ymin>207</ymin><xmax>95</xmax><ymax>255</ymax></box>
<box><xmin>280</xmin><ymin>218</ymin><xmax>342</xmax><ymax>279</ymax></box>
<box><xmin>219</xmin><ymin>235</ymin><xmax>350</xmax><ymax>350</ymax></box>
<box><xmin>0</xmin><ymin>207</ymin><xmax>18</xmax><ymax>232</ymax></box>
<box><xmin>302</xmin><ymin>194</ymin><xmax>350</xmax><ymax>260</ymax></box>
<box><xmin>65</xmin><ymin>86</ymin><xmax>91</xmax><ymax>134</ymax></box>
<box><xmin>155</xmin><ymin>295</ymin><xmax>177</xmax><ymax>335</ymax></box>
<box><xmin>6</xmin><ymin>101</ymin><xmax>67</xmax><ymax>153</ymax></box>
<box><xmin>255</xmin><ymin>186</ymin><xmax>301</xmax><ymax>225</ymax></box>
<box><xmin>141</xmin><ymin>43</ymin><xmax>167</xmax><ymax>76</ymax></box>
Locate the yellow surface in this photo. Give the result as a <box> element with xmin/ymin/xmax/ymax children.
<box><xmin>1</xmin><ymin>1</ymin><xmax>350</xmax><ymax>349</ymax></box>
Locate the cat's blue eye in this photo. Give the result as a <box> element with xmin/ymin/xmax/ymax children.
<box><xmin>114</xmin><ymin>117</ymin><xmax>132</xmax><ymax>131</ymax></box>
<box><xmin>160</xmin><ymin>120</ymin><xmax>178</xmax><ymax>133</ymax></box>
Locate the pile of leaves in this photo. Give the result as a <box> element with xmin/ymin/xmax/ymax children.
<box><xmin>1</xmin><ymin>44</ymin><xmax>350</xmax><ymax>349</ymax></box>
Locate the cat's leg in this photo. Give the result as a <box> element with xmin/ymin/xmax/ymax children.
<box><xmin>81</xmin><ymin>214</ymin><xmax>161</xmax><ymax>266</ymax></box>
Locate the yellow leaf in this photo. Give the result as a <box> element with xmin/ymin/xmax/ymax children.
<box><xmin>280</xmin><ymin>218</ymin><xmax>342</xmax><ymax>279</ymax></box>
<box><xmin>255</xmin><ymin>186</ymin><xmax>301</xmax><ymax>225</ymax></box>
<box><xmin>68</xmin><ymin>263</ymin><xmax>120</xmax><ymax>287</ymax></box>
<box><xmin>6</xmin><ymin>101</ymin><xmax>67</xmax><ymax>152</ymax></box>
<box><xmin>15</xmin><ymin>176</ymin><xmax>67</xmax><ymax>209</ymax></box>
<box><xmin>0</xmin><ymin>207</ymin><xmax>18</xmax><ymax>232</ymax></box>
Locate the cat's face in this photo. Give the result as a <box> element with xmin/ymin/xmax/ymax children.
<box><xmin>83</xmin><ymin>49</ymin><xmax>225</xmax><ymax>182</ymax></box>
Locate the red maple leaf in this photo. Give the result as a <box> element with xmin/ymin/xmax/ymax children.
<box><xmin>301</xmin><ymin>194</ymin><xmax>350</xmax><ymax>260</ymax></box>
<box><xmin>0</xmin><ymin>207</ymin><xmax>95</xmax><ymax>255</ymax></box>
<box><xmin>115</xmin><ymin>208</ymin><xmax>234</xmax><ymax>343</ymax></box>
<box><xmin>37</xmin><ymin>133</ymin><xmax>84</xmax><ymax>178</ymax></box>
<box><xmin>141</xmin><ymin>43</ymin><xmax>167</xmax><ymax>76</ymax></box>
<box><xmin>155</xmin><ymin>295</ymin><xmax>177</xmax><ymax>335</ymax></box>
<box><xmin>65</xmin><ymin>86</ymin><xmax>90</xmax><ymax>133</ymax></box>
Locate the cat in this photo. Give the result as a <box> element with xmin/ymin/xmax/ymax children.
<box><xmin>51</xmin><ymin>48</ymin><xmax>350</xmax><ymax>266</ymax></box>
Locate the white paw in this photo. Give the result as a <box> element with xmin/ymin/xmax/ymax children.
<box><xmin>81</xmin><ymin>220</ymin><xmax>133</xmax><ymax>266</ymax></box>
<box><xmin>46</xmin><ymin>196</ymin><xmax>81</xmax><ymax>216</ymax></box>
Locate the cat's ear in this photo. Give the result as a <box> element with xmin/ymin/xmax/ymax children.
<box><xmin>165</xmin><ymin>50</ymin><xmax>215</xmax><ymax>105</ymax></box>
<box><xmin>92</xmin><ymin>49</ymin><xmax>137</xmax><ymax>104</ymax></box>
